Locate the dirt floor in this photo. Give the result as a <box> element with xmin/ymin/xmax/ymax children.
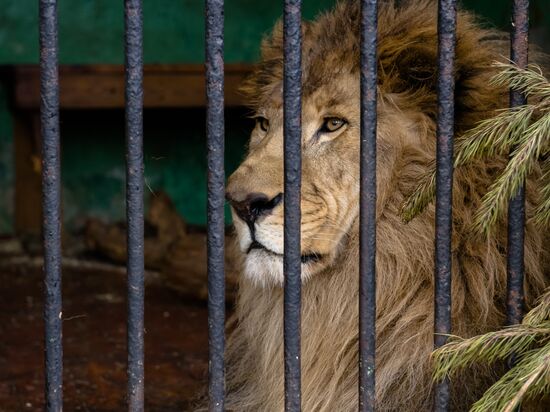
<box><xmin>0</xmin><ymin>260</ymin><xmax>209</xmax><ymax>411</ymax></box>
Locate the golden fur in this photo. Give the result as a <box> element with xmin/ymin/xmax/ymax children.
<box><xmin>221</xmin><ymin>1</ymin><xmax>550</xmax><ymax>410</ymax></box>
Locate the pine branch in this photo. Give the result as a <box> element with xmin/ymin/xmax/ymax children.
<box><xmin>491</xmin><ymin>62</ymin><xmax>550</xmax><ymax>102</ymax></box>
<box><xmin>432</xmin><ymin>288</ymin><xmax>550</xmax><ymax>411</ymax></box>
<box><xmin>472</xmin><ymin>113</ymin><xmax>550</xmax><ymax>235</ymax></box>
<box><xmin>533</xmin><ymin>155</ymin><xmax>550</xmax><ymax>228</ymax></box>
<box><xmin>401</xmin><ymin>106</ymin><xmax>536</xmax><ymax>223</ymax></box>
<box><xmin>401</xmin><ymin>106</ymin><xmax>543</xmax><ymax>225</ymax></box>
<box><xmin>469</xmin><ymin>344</ymin><xmax>550</xmax><ymax>412</ymax></box>
<box><xmin>401</xmin><ymin>62</ymin><xmax>550</xmax><ymax>231</ymax></box>
<box><xmin>400</xmin><ymin>162</ymin><xmax>436</xmax><ymax>223</ymax></box>
<box><xmin>524</xmin><ymin>288</ymin><xmax>550</xmax><ymax>327</ymax></box>
<box><xmin>432</xmin><ymin>324</ymin><xmax>550</xmax><ymax>381</ymax></box>
<box><xmin>453</xmin><ymin>105</ymin><xmax>536</xmax><ymax>167</ymax></box>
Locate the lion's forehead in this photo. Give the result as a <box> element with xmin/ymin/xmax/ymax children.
<box><xmin>257</xmin><ymin>76</ymin><xmax>360</xmax><ymax>121</ymax></box>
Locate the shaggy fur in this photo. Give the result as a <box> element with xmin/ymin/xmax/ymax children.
<box><xmin>220</xmin><ymin>1</ymin><xmax>550</xmax><ymax>410</ymax></box>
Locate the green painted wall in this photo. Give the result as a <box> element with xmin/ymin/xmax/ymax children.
<box><xmin>0</xmin><ymin>0</ymin><xmax>549</xmax><ymax>233</ymax></box>
<box><xmin>0</xmin><ymin>0</ymin><xmax>338</xmax><ymax>64</ymax></box>
<box><xmin>59</xmin><ymin>108</ymin><xmax>251</xmax><ymax>229</ymax></box>
<box><xmin>0</xmin><ymin>0</ymin><xmax>339</xmax><ymax>233</ymax></box>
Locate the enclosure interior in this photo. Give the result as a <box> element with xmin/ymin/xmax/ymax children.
<box><xmin>0</xmin><ymin>0</ymin><xmax>549</xmax><ymax>410</ymax></box>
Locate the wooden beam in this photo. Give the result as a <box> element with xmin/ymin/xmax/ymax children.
<box><xmin>12</xmin><ymin>64</ymin><xmax>253</xmax><ymax>109</ymax></box>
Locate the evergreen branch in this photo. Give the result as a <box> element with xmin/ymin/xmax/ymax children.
<box><xmin>432</xmin><ymin>269</ymin><xmax>550</xmax><ymax>411</ymax></box>
<box><xmin>401</xmin><ymin>63</ymin><xmax>550</xmax><ymax>229</ymax></box>
<box><xmin>533</xmin><ymin>155</ymin><xmax>550</xmax><ymax>228</ymax></box>
<box><xmin>469</xmin><ymin>344</ymin><xmax>550</xmax><ymax>412</ymax></box>
<box><xmin>432</xmin><ymin>324</ymin><xmax>550</xmax><ymax>381</ymax></box>
<box><xmin>471</xmin><ymin>113</ymin><xmax>550</xmax><ymax>234</ymax></box>
<box><xmin>524</xmin><ymin>288</ymin><xmax>550</xmax><ymax>327</ymax></box>
<box><xmin>400</xmin><ymin>163</ymin><xmax>436</xmax><ymax>222</ymax></box>
<box><xmin>433</xmin><ymin>288</ymin><xmax>550</xmax><ymax>411</ymax></box>
<box><xmin>400</xmin><ymin>105</ymin><xmax>535</xmax><ymax>222</ymax></box>
<box><xmin>454</xmin><ymin>105</ymin><xmax>536</xmax><ymax>167</ymax></box>
<box><xmin>491</xmin><ymin>62</ymin><xmax>550</xmax><ymax>101</ymax></box>
<box><xmin>501</xmin><ymin>361</ymin><xmax>545</xmax><ymax>412</ymax></box>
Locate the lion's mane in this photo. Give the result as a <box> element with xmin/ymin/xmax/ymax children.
<box><xmin>223</xmin><ymin>1</ymin><xmax>550</xmax><ymax>410</ymax></box>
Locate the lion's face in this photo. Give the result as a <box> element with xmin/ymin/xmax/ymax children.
<box><xmin>226</xmin><ymin>74</ymin><xmax>364</xmax><ymax>286</ymax></box>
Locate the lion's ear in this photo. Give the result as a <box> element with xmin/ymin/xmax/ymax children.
<box><xmin>378</xmin><ymin>13</ymin><xmax>508</xmax><ymax>134</ymax></box>
<box><xmin>378</xmin><ymin>28</ymin><xmax>439</xmax><ymax>96</ymax></box>
<box><xmin>260</xmin><ymin>20</ymin><xmax>283</xmax><ymax>62</ymax></box>
<box><xmin>238</xmin><ymin>19</ymin><xmax>313</xmax><ymax>109</ymax></box>
<box><xmin>259</xmin><ymin>19</ymin><xmax>312</xmax><ymax>61</ymax></box>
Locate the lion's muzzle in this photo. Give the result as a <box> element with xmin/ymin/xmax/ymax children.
<box><xmin>226</xmin><ymin>191</ymin><xmax>283</xmax><ymax>227</ymax></box>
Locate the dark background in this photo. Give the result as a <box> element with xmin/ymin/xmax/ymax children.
<box><xmin>0</xmin><ymin>0</ymin><xmax>548</xmax><ymax>233</ymax></box>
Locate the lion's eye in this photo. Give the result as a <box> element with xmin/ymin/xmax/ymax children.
<box><xmin>255</xmin><ymin>117</ymin><xmax>270</xmax><ymax>133</ymax></box>
<box><xmin>320</xmin><ymin>117</ymin><xmax>347</xmax><ymax>133</ymax></box>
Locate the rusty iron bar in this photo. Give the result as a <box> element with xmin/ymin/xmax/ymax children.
<box><xmin>205</xmin><ymin>0</ymin><xmax>226</xmax><ymax>410</ymax></box>
<box><xmin>283</xmin><ymin>0</ymin><xmax>303</xmax><ymax>410</ymax></box>
<box><xmin>124</xmin><ymin>0</ymin><xmax>145</xmax><ymax>410</ymax></box>
<box><xmin>506</xmin><ymin>0</ymin><xmax>529</xmax><ymax>327</ymax></box>
<box><xmin>39</xmin><ymin>1</ymin><xmax>63</xmax><ymax>410</ymax></box>
<box><xmin>433</xmin><ymin>0</ymin><xmax>457</xmax><ymax>411</ymax></box>
<box><xmin>359</xmin><ymin>0</ymin><xmax>378</xmax><ymax>411</ymax></box>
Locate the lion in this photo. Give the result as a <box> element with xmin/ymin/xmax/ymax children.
<box><xmin>221</xmin><ymin>1</ymin><xmax>550</xmax><ymax>410</ymax></box>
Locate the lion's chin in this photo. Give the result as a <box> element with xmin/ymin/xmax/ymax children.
<box><xmin>243</xmin><ymin>248</ymin><xmax>318</xmax><ymax>287</ymax></box>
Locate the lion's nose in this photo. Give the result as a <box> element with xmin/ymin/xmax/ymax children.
<box><xmin>226</xmin><ymin>191</ymin><xmax>283</xmax><ymax>225</ymax></box>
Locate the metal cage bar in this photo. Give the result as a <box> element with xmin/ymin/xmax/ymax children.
<box><xmin>506</xmin><ymin>0</ymin><xmax>528</xmax><ymax>327</ymax></box>
<box><xmin>205</xmin><ymin>0</ymin><xmax>226</xmax><ymax>410</ymax></box>
<box><xmin>359</xmin><ymin>1</ymin><xmax>378</xmax><ymax>411</ymax></box>
<box><xmin>433</xmin><ymin>0</ymin><xmax>457</xmax><ymax>411</ymax></box>
<box><xmin>39</xmin><ymin>1</ymin><xmax>63</xmax><ymax>410</ymax></box>
<box><xmin>34</xmin><ymin>1</ymin><xmax>533</xmax><ymax>411</ymax></box>
<box><xmin>283</xmin><ymin>0</ymin><xmax>303</xmax><ymax>410</ymax></box>
<box><xmin>124</xmin><ymin>0</ymin><xmax>145</xmax><ymax>410</ymax></box>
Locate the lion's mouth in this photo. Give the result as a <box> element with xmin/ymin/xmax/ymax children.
<box><xmin>246</xmin><ymin>240</ymin><xmax>323</xmax><ymax>264</ymax></box>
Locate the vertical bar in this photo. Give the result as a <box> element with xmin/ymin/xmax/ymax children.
<box><xmin>205</xmin><ymin>0</ymin><xmax>226</xmax><ymax>410</ymax></box>
<box><xmin>433</xmin><ymin>1</ymin><xmax>456</xmax><ymax>411</ymax></box>
<box><xmin>359</xmin><ymin>1</ymin><xmax>378</xmax><ymax>411</ymax></box>
<box><xmin>283</xmin><ymin>1</ymin><xmax>302</xmax><ymax>410</ymax></box>
<box><xmin>39</xmin><ymin>1</ymin><xmax>63</xmax><ymax>410</ymax></box>
<box><xmin>124</xmin><ymin>0</ymin><xmax>145</xmax><ymax>410</ymax></box>
<box><xmin>506</xmin><ymin>0</ymin><xmax>528</xmax><ymax>327</ymax></box>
